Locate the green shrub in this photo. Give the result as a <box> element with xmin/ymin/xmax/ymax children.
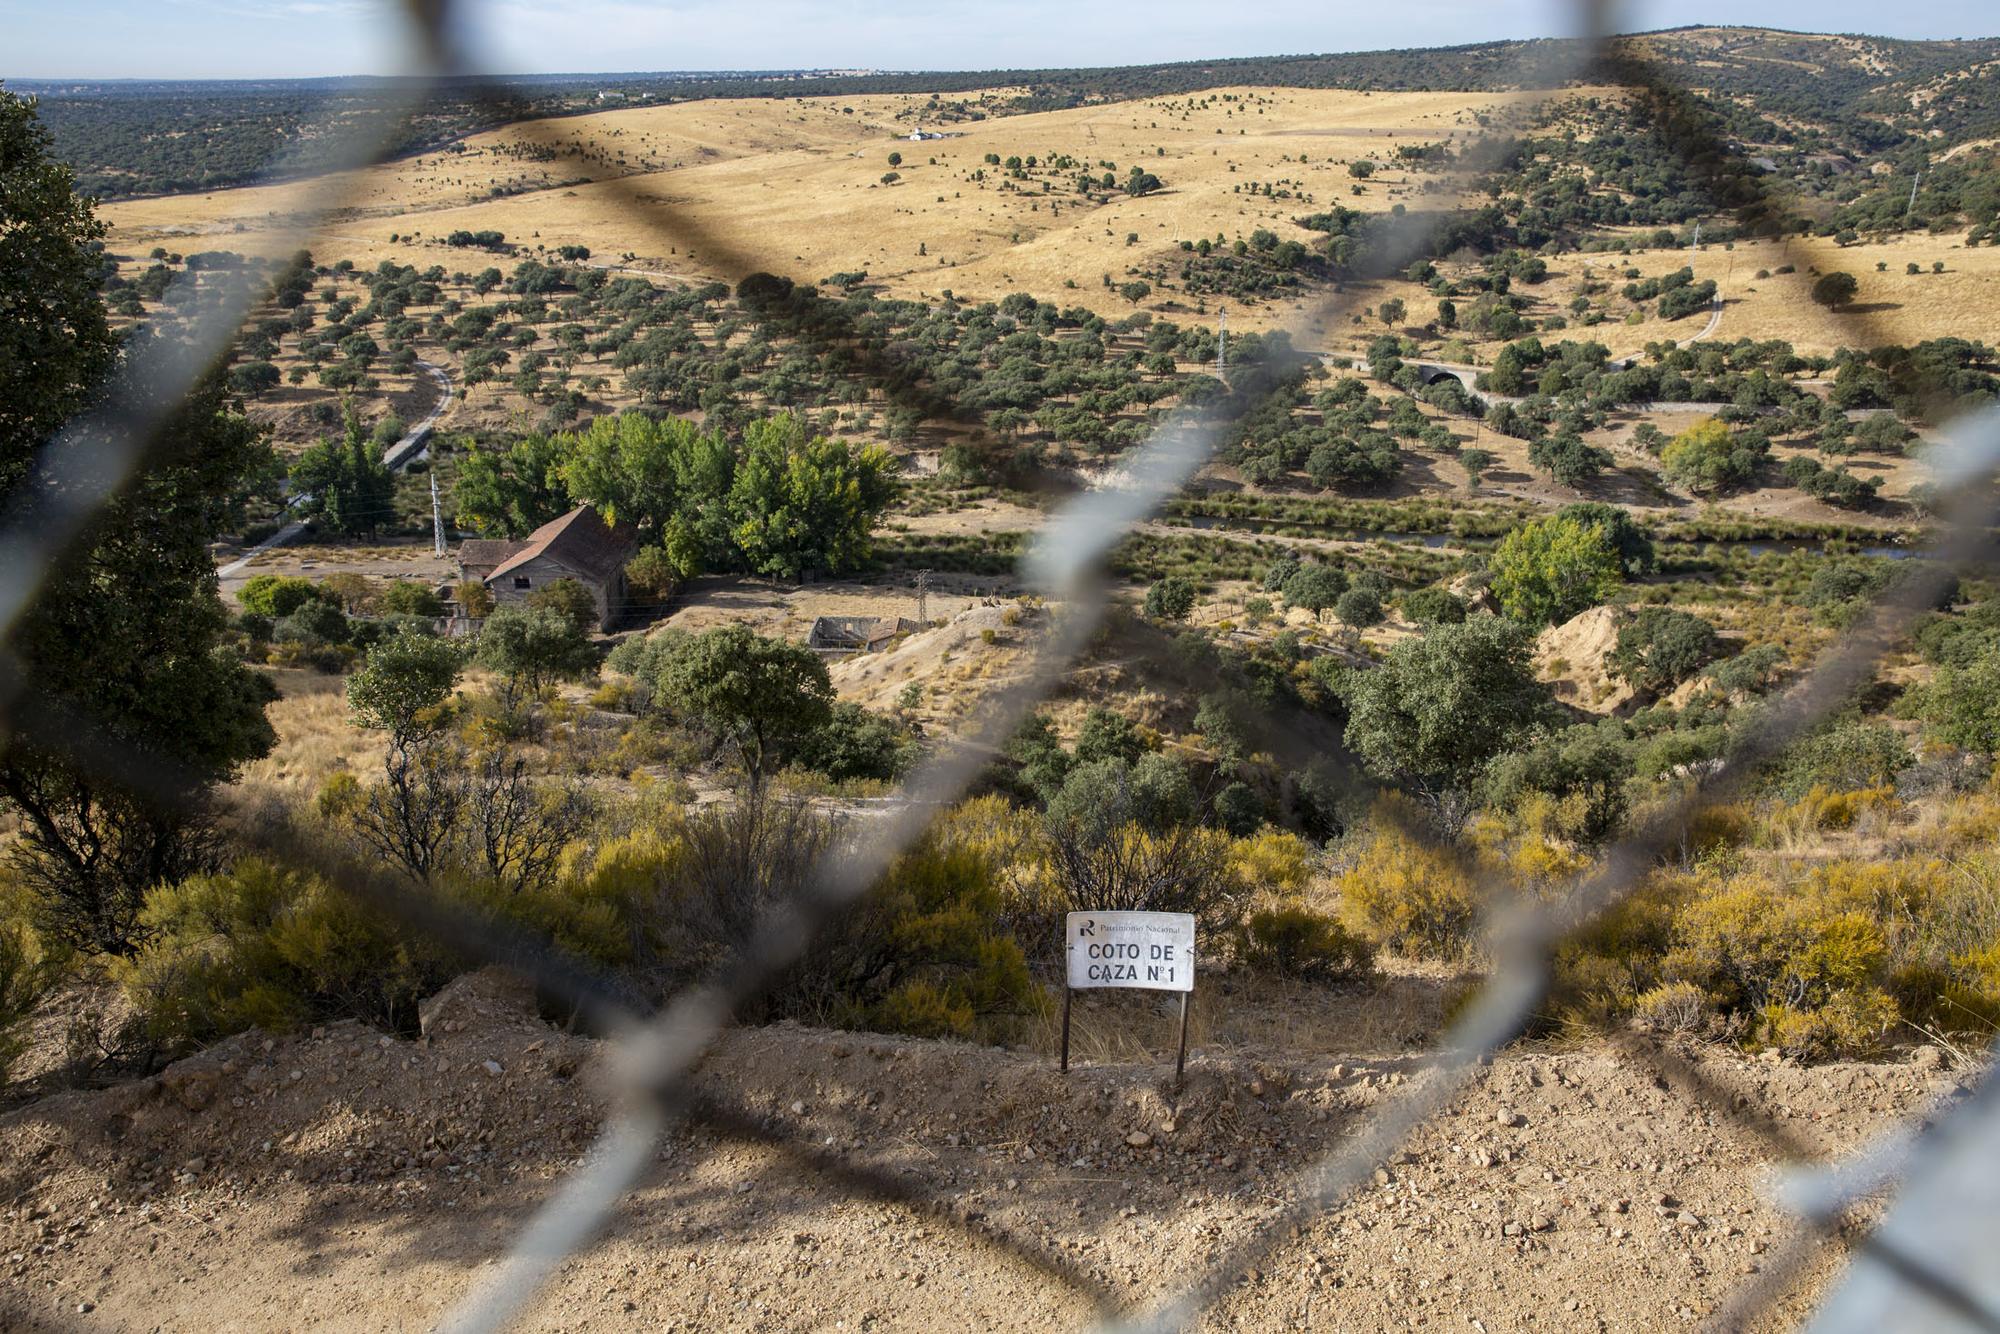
<box><xmin>794</xmin><ymin>701</ymin><xmax>916</xmax><ymax>782</ymax></box>
<box><xmin>273</xmin><ymin>598</ymin><xmax>350</xmax><ymax>646</ymax></box>
<box><xmin>1906</xmin><ymin>653</ymin><xmax>2000</xmax><ymax>755</ymax></box>
<box><xmin>1335</xmin><ymin>587</ymin><xmax>1384</xmax><ymax>628</ymax></box>
<box><xmin>1282</xmin><ymin>563</ymin><xmax>1347</xmax><ymax>618</ymax></box>
<box><xmin>1631</xmin><ymin>979</ymin><xmax>1708</xmax><ymax>1033</ymax></box>
<box><xmin>1610</xmin><ymin>608</ymin><xmax>1718</xmax><ymax>693</ymax></box>
<box><xmin>1213</xmin><ymin>781</ymin><xmax>1264</xmax><ymax>835</ymax></box>
<box><xmin>1073</xmin><ymin>705</ymin><xmax>1145</xmax><ymax>765</ymax></box>
<box><xmin>527</xmin><ymin>577</ymin><xmax>599</xmax><ymax>632</ymax></box>
<box><xmin>239</xmin><ymin>574</ymin><xmax>327</xmax><ymax>618</ymax></box>
<box><xmin>114</xmin><ymin>859</ymin><xmax>442</xmax><ymax>1050</ymax></box>
<box><xmin>0</xmin><ymin>904</ymin><xmax>61</xmax><ymax>1086</ymax></box>
<box><xmin>1545</xmin><ymin>873</ymin><xmax>1684</xmax><ymax>1029</ymax></box>
<box><xmin>1705</xmin><ymin>644</ymin><xmax>1787</xmax><ymax>695</ymax></box>
<box><xmin>1485</xmin><ymin>723</ymin><xmax>1635</xmax><ymax>846</ymax></box>
<box><xmin>1666</xmin><ymin>870</ymin><xmax>1896</xmax><ymax>1058</ymax></box>
<box><xmin>785</xmin><ymin>828</ymin><xmax>1040</xmax><ymax>1042</ymax></box>
<box><xmin>1769</xmin><ymin>719</ymin><xmax>1911</xmax><ymax>799</ymax></box>
<box><xmin>379</xmin><ymin>579</ymin><xmax>444</xmax><ymax>618</ymax></box>
<box><xmin>1233</xmin><ymin>906</ymin><xmax>1373</xmax><ymax>983</ymax></box>
<box><xmin>1143</xmin><ymin>575</ymin><xmax>1198</xmax><ymax>622</ymax></box>
<box><xmin>1401</xmin><ymin>586</ymin><xmax>1466</xmax><ymax>625</ymax></box>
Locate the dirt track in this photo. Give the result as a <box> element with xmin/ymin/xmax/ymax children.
<box><xmin>0</xmin><ymin>970</ymin><xmax>1971</xmax><ymax>1332</ymax></box>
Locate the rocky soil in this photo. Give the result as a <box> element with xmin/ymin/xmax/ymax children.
<box><xmin>0</xmin><ymin>969</ymin><xmax>1975</xmax><ymax>1332</ymax></box>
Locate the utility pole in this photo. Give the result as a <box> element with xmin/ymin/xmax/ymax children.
<box><xmin>915</xmin><ymin>569</ymin><xmax>930</xmax><ymax>625</ymax></box>
<box><xmin>1216</xmin><ymin>304</ymin><xmax>1228</xmax><ymax>377</ymax></box>
<box><xmin>430</xmin><ymin>471</ymin><xmax>446</xmax><ymax>558</ymax></box>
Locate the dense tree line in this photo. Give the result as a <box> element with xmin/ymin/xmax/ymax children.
<box><xmin>455</xmin><ymin>411</ymin><xmax>897</xmax><ymax>582</ymax></box>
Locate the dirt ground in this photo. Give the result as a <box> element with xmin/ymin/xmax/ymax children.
<box><xmin>0</xmin><ymin>968</ymin><xmax>1972</xmax><ymax>1332</ymax></box>
<box><xmin>216</xmin><ymin>538</ymin><xmax>457</xmax><ymax>606</ymax></box>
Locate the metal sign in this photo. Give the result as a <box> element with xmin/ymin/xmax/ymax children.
<box><xmin>1059</xmin><ymin>911</ymin><xmax>1197</xmax><ymax>1082</ymax></box>
<box><xmin>1065</xmin><ymin>911</ymin><xmax>1195</xmax><ymax>991</ymax></box>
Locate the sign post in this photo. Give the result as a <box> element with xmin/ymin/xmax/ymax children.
<box><xmin>1061</xmin><ymin>911</ymin><xmax>1197</xmax><ymax>1085</ymax></box>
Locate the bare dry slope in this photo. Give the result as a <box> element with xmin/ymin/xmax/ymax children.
<box><xmin>100</xmin><ymin>85</ymin><xmax>1566</xmax><ymax>330</ymax></box>
<box><xmin>0</xmin><ymin>969</ymin><xmax>1969</xmax><ymax>1331</ymax></box>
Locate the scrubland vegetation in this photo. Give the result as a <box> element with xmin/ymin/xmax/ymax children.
<box><xmin>10</xmin><ymin>20</ymin><xmax>2000</xmax><ymax>1109</ymax></box>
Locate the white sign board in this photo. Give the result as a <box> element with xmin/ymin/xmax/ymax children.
<box><xmin>1065</xmin><ymin>911</ymin><xmax>1196</xmax><ymax>992</ymax></box>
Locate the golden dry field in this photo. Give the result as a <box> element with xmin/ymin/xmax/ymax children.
<box><xmin>101</xmin><ymin>85</ymin><xmax>1567</xmax><ymax>331</ymax></box>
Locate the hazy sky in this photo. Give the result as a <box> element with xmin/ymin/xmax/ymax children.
<box><xmin>3</xmin><ymin>0</ymin><xmax>1996</xmax><ymax>81</ymax></box>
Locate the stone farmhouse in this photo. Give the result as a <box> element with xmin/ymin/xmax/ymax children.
<box><xmin>457</xmin><ymin>504</ymin><xmax>637</xmax><ymax>632</ymax></box>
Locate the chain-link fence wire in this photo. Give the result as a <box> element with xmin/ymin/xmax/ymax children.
<box><xmin>8</xmin><ymin>0</ymin><xmax>2000</xmax><ymax>1327</ymax></box>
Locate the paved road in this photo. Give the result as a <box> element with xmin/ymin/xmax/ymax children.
<box><xmin>217</xmin><ymin>358</ymin><xmax>454</xmax><ymax>581</ymax></box>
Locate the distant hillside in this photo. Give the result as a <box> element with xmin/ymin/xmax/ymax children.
<box><xmin>11</xmin><ymin>25</ymin><xmax>2000</xmax><ymax>201</ymax></box>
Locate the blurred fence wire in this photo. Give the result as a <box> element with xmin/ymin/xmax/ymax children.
<box><xmin>9</xmin><ymin>0</ymin><xmax>2000</xmax><ymax>1328</ymax></box>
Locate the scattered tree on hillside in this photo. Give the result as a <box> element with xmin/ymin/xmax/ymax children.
<box><xmin>1660</xmin><ymin>417</ymin><xmax>1768</xmax><ymax>496</ymax></box>
<box><xmin>1282</xmin><ymin>564</ymin><xmax>1348</xmax><ymax>620</ymax></box>
<box><xmin>1144</xmin><ymin>575</ymin><xmax>1198</xmax><ymax>622</ymax></box>
<box><xmin>1811</xmin><ymin>271</ymin><xmax>1859</xmax><ymax>311</ymax></box>
<box><xmin>1610</xmin><ymin>608</ymin><xmax>1719</xmax><ymax>694</ymax></box>
<box><xmin>475</xmin><ymin>605</ymin><xmax>597</xmax><ymax>714</ymax></box>
<box><xmin>1335</xmin><ymin>618</ymin><xmax>1557</xmax><ymax>794</ymax></box>
<box><xmin>655</xmin><ymin>624</ymin><xmax>835</xmax><ymax>792</ymax></box>
<box><xmin>1528</xmin><ymin>432</ymin><xmax>1613</xmax><ymax>489</ymax></box>
<box><xmin>347</xmin><ymin>629</ymin><xmax>463</xmax><ymax>752</ymax></box>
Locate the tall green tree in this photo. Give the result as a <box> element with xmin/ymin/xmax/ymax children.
<box><xmin>0</xmin><ymin>90</ymin><xmax>276</xmax><ymax>955</ymax></box>
<box><xmin>556</xmin><ymin>412</ymin><xmax>686</xmax><ymax>538</ymax></box>
<box><xmin>290</xmin><ymin>406</ymin><xmax>396</xmax><ymax>537</ymax></box>
<box><xmin>0</xmin><ymin>89</ymin><xmax>116</xmax><ymax>488</ymax></box>
<box><xmin>1490</xmin><ymin>513</ymin><xmax>1626</xmax><ymax>626</ymax></box>
<box><xmin>454</xmin><ymin>433</ymin><xmax>572</xmax><ymax>537</ymax></box>
<box><xmin>727</xmin><ymin>415</ymin><xmax>897</xmax><ymax>580</ymax></box>
<box><xmin>556</xmin><ymin>411</ymin><xmax>737</xmax><ymax>568</ymax></box>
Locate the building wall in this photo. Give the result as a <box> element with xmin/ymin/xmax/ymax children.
<box><xmin>485</xmin><ymin>555</ymin><xmax>622</xmax><ymax>630</ymax></box>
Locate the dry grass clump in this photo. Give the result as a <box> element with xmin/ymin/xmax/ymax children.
<box><xmin>232</xmin><ymin>671</ymin><xmax>385</xmax><ymax>800</ymax></box>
